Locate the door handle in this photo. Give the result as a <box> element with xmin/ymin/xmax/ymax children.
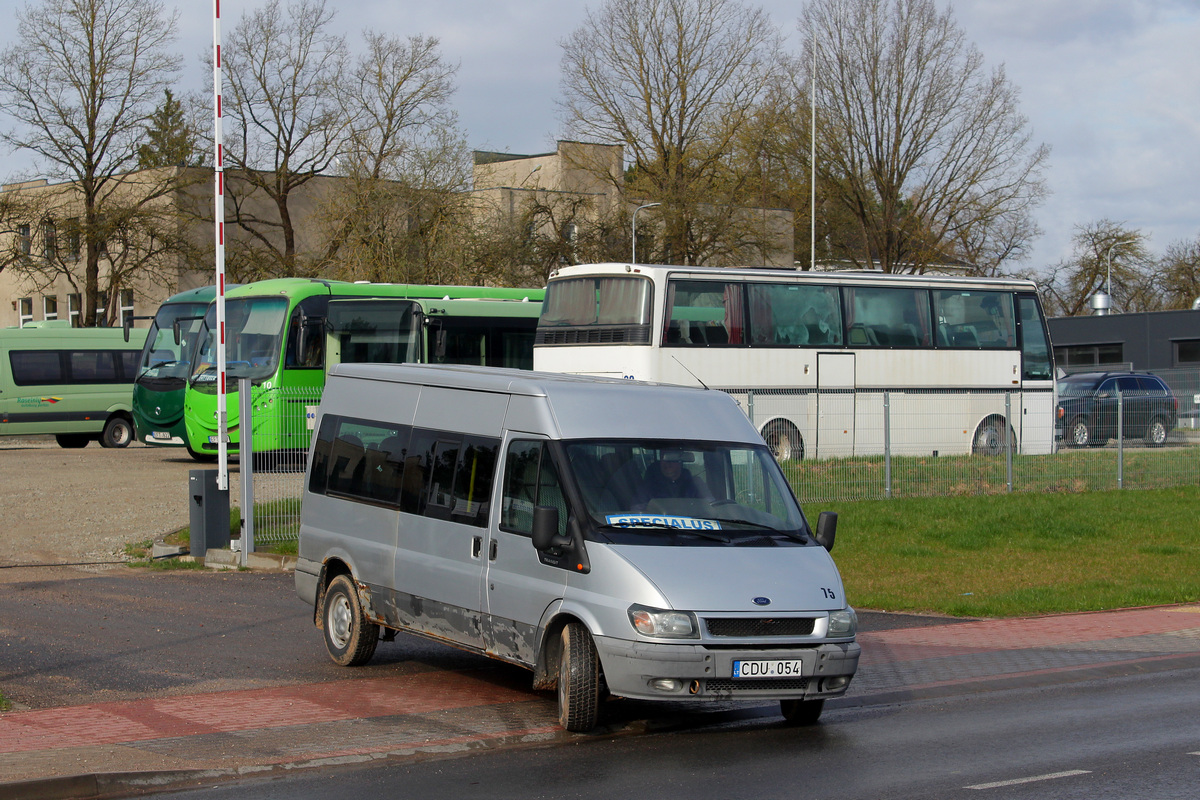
<box><xmin>472</xmin><ymin>536</ymin><xmax>482</xmax><ymax>558</ymax></box>
<box><xmin>489</xmin><ymin>539</ymin><xmax>498</xmax><ymax>561</ymax></box>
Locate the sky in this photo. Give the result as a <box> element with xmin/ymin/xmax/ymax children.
<box><xmin>1</xmin><ymin>0</ymin><xmax>1198</xmax><ymax>279</ymax></box>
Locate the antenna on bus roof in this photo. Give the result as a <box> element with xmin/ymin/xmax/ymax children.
<box><xmin>671</xmin><ymin>355</ymin><xmax>709</xmax><ymax>390</ymax></box>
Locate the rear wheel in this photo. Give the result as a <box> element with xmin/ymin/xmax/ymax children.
<box><xmin>322</xmin><ymin>575</ymin><xmax>379</xmax><ymax>667</ymax></box>
<box><xmin>100</xmin><ymin>416</ymin><xmax>134</xmax><ymax>448</ymax></box>
<box><xmin>780</xmin><ymin>698</ymin><xmax>825</xmax><ymax>726</ymax></box>
<box><xmin>55</xmin><ymin>433</ymin><xmax>91</xmax><ymax>449</ymax></box>
<box><xmin>558</xmin><ymin>622</ymin><xmax>603</xmax><ymax>732</ymax></box>
<box><xmin>1144</xmin><ymin>417</ymin><xmax>1169</xmax><ymax>447</ymax></box>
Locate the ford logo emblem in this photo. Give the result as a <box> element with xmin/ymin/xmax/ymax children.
<box><xmin>752</xmin><ymin>596</ymin><xmax>771</xmax><ymax>606</ymax></box>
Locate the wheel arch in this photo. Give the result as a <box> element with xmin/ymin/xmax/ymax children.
<box><xmin>760</xmin><ymin>417</ymin><xmax>805</xmax><ymax>461</ymax></box>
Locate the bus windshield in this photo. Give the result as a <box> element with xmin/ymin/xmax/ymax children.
<box><xmin>191</xmin><ymin>297</ymin><xmax>289</xmax><ymax>386</ymax></box>
<box><xmin>137</xmin><ymin>304</ymin><xmax>206</xmax><ymax>384</ymax></box>
<box><xmin>537</xmin><ymin>276</ymin><xmax>652</xmax><ymax>344</ymax></box>
<box><xmin>562</xmin><ymin>439</ymin><xmax>808</xmax><ymax>544</ymax></box>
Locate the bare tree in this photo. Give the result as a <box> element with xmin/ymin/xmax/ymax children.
<box><xmin>798</xmin><ymin>0</ymin><xmax>1048</xmax><ymax>274</ymax></box>
<box><xmin>0</xmin><ymin>0</ymin><xmax>183</xmax><ymax>325</ymax></box>
<box><xmin>317</xmin><ymin>32</ymin><xmax>474</xmax><ymax>283</ymax></box>
<box><xmin>1039</xmin><ymin>220</ymin><xmax>1151</xmax><ymax>316</ymax></box>
<box><xmin>219</xmin><ymin>0</ymin><xmax>348</xmax><ymax>279</ymax></box>
<box><xmin>559</xmin><ymin>0</ymin><xmax>782</xmax><ymax>265</ymax></box>
<box><xmin>1159</xmin><ymin>235</ymin><xmax>1200</xmax><ymax>310</ymax></box>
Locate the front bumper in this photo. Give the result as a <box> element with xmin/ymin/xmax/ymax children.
<box><xmin>593</xmin><ymin>636</ymin><xmax>860</xmax><ymax>702</ymax></box>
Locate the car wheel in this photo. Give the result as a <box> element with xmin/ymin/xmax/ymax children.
<box><xmin>100</xmin><ymin>416</ymin><xmax>134</xmax><ymax>448</ymax></box>
<box><xmin>1144</xmin><ymin>417</ymin><xmax>1168</xmax><ymax>447</ymax></box>
<box><xmin>780</xmin><ymin>698</ymin><xmax>825</xmax><ymax>726</ymax></box>
<box><xmin>55</xmin><ymin>433</ymin><xmax>91</xmax><ymax>449</ymax></box>
<box><xmin>322</xmin><ymin>574</ymin><xmax>379</xmax><ymax>667</ymax></box>
<box><xmin>1068</xmin><ymin>417</ymin><xmax>1091</xmax><ymax>448</ymax></box>
<box><xmin>558</xmin><ymin>622</ymin><xmax>603</xmax><ymax>732</ymax></box>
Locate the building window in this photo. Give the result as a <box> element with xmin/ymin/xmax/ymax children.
<box><xmin>1175</xmin><ymin>339</ymin><xmax>1200</xmax><ymax>366</ymax></box>
<box><xmin>42</xmin><ymin>221</ymin><xmax>57</xmax><ymax>261</ymax></box>
<box><xmin>18</xmin><ymin>224</ymin><xmax>31</xmax><ymax>255</ymax></box>
<box><xmin>68</xmin><ymin>294</ymin><xmax>82</xmax><ymax>327</ymax></box>
<box><xmin>19</xmin><ymin>297</ymin><xmax>34</xmax><ymax>326</ymax></box>
<box><xmin>67</xmin><ymin>219</ymin><xmax>81</xmax><ymax>261</ymax></box>
<box><xmin>43</xmin><ymin>295</ymin><xmax>58</xmax><ymax>320</ymax></box>
<box><xmin>1053</xmin><ymin>343</ymin><xmax>1124</xmax><ymax>368</ymax></box>
<box><xmin>119</xmin><ymin>289</ymin><xmax>135</xmax><ymax>327</ymax></box>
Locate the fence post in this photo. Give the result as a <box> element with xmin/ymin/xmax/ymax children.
<box><xmin>746</xmin><ymin>390</ymin><xmax>755</xmax><ymax>427</ymax></box>
<box><xmin>883</xmin><ymin>391</ymin><xmax>892</xmax><ymax>499</ymax></box>
<box><xmin>1116</xmin><ymin>388</ymin><xmax>1124</xmax><ymax>489</ymax></box>
<box><xmin>1005</xmin><ymin>392</ymin><xmax>1013</xmax><ymax>493</ymax></box>
<box><xmin>238</xmin><ymin>376</ymin><xmax>255</xmax><ymax>566</ymax></box>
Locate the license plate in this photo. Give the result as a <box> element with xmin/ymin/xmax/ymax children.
<box><xmin>152</xmin><ymin>431</ymin><xmax>171</xmax><ymax>440</ymax></box>
<box><xmin>208</xmin><ymin>435</ymin><xmax>218</xmax><ymax>444</ymax></box>
<box><xmin>732</xmin><ymin>659</ymin><xmax>806</xmax><ymax>678</ymax></box>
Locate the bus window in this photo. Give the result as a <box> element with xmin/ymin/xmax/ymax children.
<box><xmin>1017</xmin><ymin>294</ymin><xmax>1052</xmax><ymax>380</ymax></box>
<box><xmin>933</xmin><ymin>290</ymin><xmax>1015</xmax><ymax>349</ymax></box>
<box><xmin>538</xmin><ymin>276</ymin><xmax>652</xmax><ymax>344</ymax></box>
<box><xmin>843</xmin><ymin>286</ymin><xmax>931</xmax><ymax>348</ymax></box>
<box><xmin>744</xmin><ymin>283</ymin><xmax>842</xmax><ymax>346</ymax></box>
<box><xmin>665</xmin><ymin>280</ymin><xmax>737</xmax><ymax>346</ymax></box>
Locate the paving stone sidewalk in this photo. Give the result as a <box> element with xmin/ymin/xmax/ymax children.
<box><xmin>3</xmin><ymin>604</ymin><xmax>1200</xmax><ymax>800</ymax></box>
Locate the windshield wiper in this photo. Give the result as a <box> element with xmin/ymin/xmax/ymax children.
<box><xmin>715</xmin><ymin>518</ymin><xmax>808</xmax><ymax>543</ymax></box>
<box><xmin>597</xmin><ymin>522</ymin><xmax>731</xmax><ymax>544</ymax></box>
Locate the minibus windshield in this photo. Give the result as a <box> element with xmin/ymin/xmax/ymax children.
<box><xmin>564</xmin><ymin>440</ymin><xmax>808</xmax><ymax>544</ymax></box>
<box><xmin>190</xmin><ymin>297</ymin><xmax>289</xmax><ymax>387</ymax></box>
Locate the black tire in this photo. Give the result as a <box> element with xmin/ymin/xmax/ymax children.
<box><xmin>55</xmin><ymin>433</ymin><xmax>91</xmax><ymax>449</ymax></box>
<box><xmin>558</xmin><ymin>622</ymin><xmax>603</xmax><ymax>732</ymax></box>
<box><xmin>1067</xmin><ymin>416</ymin><xmax>1092</xmax><ymax>448</ymax></box>
<box><xmin>322</xmin><ymin>574</ymin><xmax>379</xmax><ymax>667</ymax></box>
<box><xmin>780</xmin><ymin>698</ymin><xmax>825</xmax><ymax>726</ymax></box>
<box><xmin>971</xmin><ymin>417</ymin><xmax>1013</xmax><ymax>456</ymax></box>
<box><xmin>1144</xmin><ymin>417</ymin><xmax>1169</xmax><ymax>447</ymax></box>
<box><xmin>100</xmin><ymin>417</ymin><xmax>134</xmax><ymax>448</ymax></box>
<box><xmin>763</xmin><ymin>420</ymin><xmax>804</xmax><ymax>462</ymax></box>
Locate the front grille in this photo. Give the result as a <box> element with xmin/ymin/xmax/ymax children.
<box><xmin>707</xmin><ymin>677</ymin><xmax>810</xmax><ymax>693</ymax></box>
<box><xmin>704</xmin><ymin>617</ymin><xmax>816</xmax><ymax>637</ymax></box>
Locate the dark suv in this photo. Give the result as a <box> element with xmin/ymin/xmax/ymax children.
<box><xmin>1056</xmin><ymin>371</ymin><xmax>1178</xmax><ymax>448</ymax></box>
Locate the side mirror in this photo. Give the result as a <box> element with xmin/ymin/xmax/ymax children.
<box><xmin>531</xmin><ymin>506</ymin><xmax>571</xmax><ymax>551</ymax></box>
<box><xmin>123</xmin><ymin>316</ymin><xmax>133</xmax><ymax>342</ymax></box>
<box><xmin>815</xmin><ymin>511</ymin><xmax>837</xmax><ymax>552</ymax></box>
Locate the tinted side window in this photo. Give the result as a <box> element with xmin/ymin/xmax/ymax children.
<box><xmin>10</xmin><ymin>351</ymin><xmax>64</xmax><ymax>385</ymax></box>
<box><xmin>70</xmin><ymin>351</ymin><xmax>118</xmax><ymax>381</ymax></box>
<box><xmin>500</xmin><ymin>441</ymin><xmax>567</xmax><ymax>538</ymax></box>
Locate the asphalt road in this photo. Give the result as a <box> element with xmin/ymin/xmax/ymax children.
<box><xmin>140</xmin><ymin>665</ymin><xmax>1200</xmax><ymax>800</ymax></box>
<box><xmin>0</xmin><ymin>567</ymin><xmax>954</xmax><ymax>711</ymax></box>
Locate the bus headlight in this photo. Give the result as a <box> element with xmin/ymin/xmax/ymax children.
<box><xmin>628</xmin><ymin>604</ymin><xmax>699</xmax><ymax>638</ymax></box>
<box><xmin>828</xmin><ymin>607</ymin><xmax>858</xmax><ymax>638</ymax></box>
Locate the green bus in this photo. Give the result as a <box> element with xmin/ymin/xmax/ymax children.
<box><xmin>131</xmin><ymin>285</ymin><xmax>222</xmax><ymax>447</ymax></box>
<box><xmin>1</xmin><ymin>320</ymin><xmax>148</xmax><ymax>448</ymax></box>
<box><xmin>183</xmin><ymin>278</ymin><xmax>544</xmax><ymax>463</ymax></box>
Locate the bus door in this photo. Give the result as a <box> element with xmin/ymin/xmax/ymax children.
<box><xmin>1016</xmin><ymin>293</ymin><xmax>1055</xmax><ymax>454</ymax></box>
<box><xmin>324</xmin><ymin>299</ymin><xmax>422</xmax><ymax>369</ymax></box>
<box><xmin>817</xmin><ymin>352</ymin><xmax>855</xmax><ymax>458</ymax></box>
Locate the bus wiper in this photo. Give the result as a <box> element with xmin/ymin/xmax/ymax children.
<box><xmin>719</xmin><ymin>518</ymin><xmax>808</xmax><ymax>543</ymax></box>
<box><xmin>597</xmin><ymin>522</ymin><xmax>730</xmax><ymax>544</ymax></box>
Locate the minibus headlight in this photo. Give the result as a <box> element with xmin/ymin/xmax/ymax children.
<box><xmin>828</xmin><ymin>607</ymin><xmax>858</xmax><ymax>638</ymax></box>
<box><xmin>628</xmin><ymin>604</ymin><xmax>699</xmax><ymax>639</ymax></box>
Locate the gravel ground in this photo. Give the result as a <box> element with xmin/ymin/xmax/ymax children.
<box><xmin>0</xmin><ymin>436</ymin><xmax>241</xmax><ymax>570</ymax></box>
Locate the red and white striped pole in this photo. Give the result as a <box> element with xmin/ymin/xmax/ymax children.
<box><xmin>213</xmin><ymin>0</ymin><xmax>229</xmax><ymax>490</ymax></box>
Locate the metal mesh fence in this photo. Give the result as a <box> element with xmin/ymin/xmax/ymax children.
<box><xmin>235</xmin><ymin>385</ymin><xmax>321</xmax><ymax>546</ymax></box>
<box><xmin>236</xmin><ymin>377</ymin><xmax>1200</xmax><ymax>548</ymax></box>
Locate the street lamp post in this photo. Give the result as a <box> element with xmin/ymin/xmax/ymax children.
<box><xmin>632</xmin><ymin>202</ymin><xmax>661</xmax><ymax>264</ymax></box>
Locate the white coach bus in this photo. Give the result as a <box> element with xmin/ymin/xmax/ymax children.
<box><xmin>533</xmin><ymin>264</ymin><xmax>1056</xmax><ymax>460</ymax></box>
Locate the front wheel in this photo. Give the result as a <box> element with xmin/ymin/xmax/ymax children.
<box><xmin>558</xmin><ymin>622</ymin><xmax>603</xmax><ymax>732</ymax></box>
<box><xmin>322</xmin><ymin>575</ymin><xmax>379</xmax><ymax>667</ymax></box>
<box><xmin>780</xmin><ymin>698</ymin><xmax>825</xmax><ymax>726</ymax></box>
<box><xmin>971</xmin><ymin>417</ymin><xmax>1013</xmax><ymax>456</ymax></box>
<box><xmin>1067</xmin><ymin>416</ymin><xmax>1092</xmax><ymax>448</ymax></box>
<box><xmin>1144</xmin><ymin>417</ymin><xmax>1169</xmax><ymax>447</ymax></box>
<box><xmin>763</xmin><ymin>420</ymin><xmax>804</xmax><ymax>462</ymax></box>
<box><xmin>100</xmin><ymin>417</ymin><xmax>134</xmax><ymax>448</ymax></box>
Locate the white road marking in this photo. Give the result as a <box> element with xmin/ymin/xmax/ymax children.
<box><xmin>966</xmin><ymin>770</ymin><xmax>1092</xmax><ymax>790</ymax></box>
